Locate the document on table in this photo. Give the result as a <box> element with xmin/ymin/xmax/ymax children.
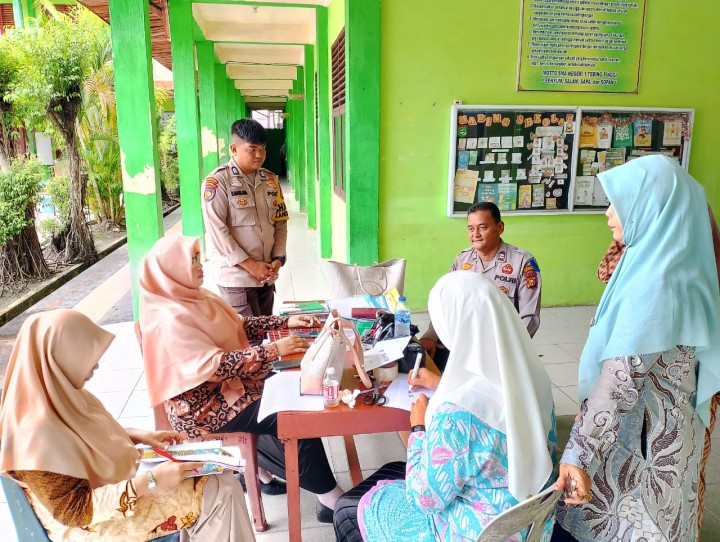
<box><xmin>326</xmin><ymin>296</ymin><xmax>374</xmax><ymax>318</ymax></box>
<box><xmin>257</xmin><ymin>371</ymin><xmax>324</xmax><ymax>422</ymax></box>
<box><xmin>380</xmin><ymin>374</ymin><xmax>435</xmax><ymax>411</ymax></box>
<box><xmin>362</xmin><ymin>336</ymin><xmax>412</xmax><ymax>372</ymax></box>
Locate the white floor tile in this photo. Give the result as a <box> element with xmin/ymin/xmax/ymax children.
<box><xmin>543</xmin><ymin>363</ymin><xmax>581</xmax><ymax>387</ymax></box>
<box><xmin>85</xmin><ymin>368</ymin><xmax>143</xmax><ymax>394</ymax></box>
<box><xmin>552</xmin><ymin>387</ymin><xmax>580</xmax><ymax>417</ymax></box>
<box><xmin>93</xmin><ymin>391</ymin><xmax>130</xmax><ymax>419</ymax></box>
<box><xmin>119</xmin><ymin>389</ymin><xmax>153</xmax><ymax>419</ymax></box>
<box><xmin>0</xmin><ymin>502</ymin><xmax>20</xmax><ymax>542</ymax></box>
<box><xmin>536</xmin><ymin>344</ymin><xmax>581</xmax><ymax>365</ymax></box>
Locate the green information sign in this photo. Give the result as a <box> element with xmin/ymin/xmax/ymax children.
<box><xmin>517</xmin><ymin>0</ymin><xmax>646</xmax><ymax>93</ymax></box>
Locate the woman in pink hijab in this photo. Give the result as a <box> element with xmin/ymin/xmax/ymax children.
<box><xmin>0</xmin><ymin>309</ymin><xmax>254</xmax><ymax>541</ymax></box>
<box><xmin>138</xmin><ymin>235</ymin><xmax>343</xmax><ymax>522</ymax></box>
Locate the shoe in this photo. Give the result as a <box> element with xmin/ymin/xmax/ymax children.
<box><xmin>234</xmin><ymin>472</ymin><xmax>287</xmax><ymax>495</ymax></box>
<box><xmin>316</xmin><ymin>501</ymin><xmax>334</xmax><ymax>524</ymax></box>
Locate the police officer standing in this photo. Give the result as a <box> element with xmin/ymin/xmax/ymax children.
<box><xmin>419</xmin><ymin>202</ymin><xmax>541</xmax><ymax>371</ymax></box>
<box><xmin>202</xmin><ymin>119</ymin><xmax>289</xmax><ymax>319</ymax></box>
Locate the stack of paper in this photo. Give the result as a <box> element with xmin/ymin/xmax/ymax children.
<box><xmin>278</xmin><ymin>301</ymin><xmax>329</xmax><ymax>316</ymax></box>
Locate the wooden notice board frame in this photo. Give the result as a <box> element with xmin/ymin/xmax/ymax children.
<box><xmin>447</xmin><ymin>104</ymin><xmax>693</xmax><ymax>217</ymax></box>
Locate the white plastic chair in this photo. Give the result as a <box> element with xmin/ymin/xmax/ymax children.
<box><xmin>476</xmin><ymin>486</ymin><xmax>563</xmax><ymax>542</ymax></box>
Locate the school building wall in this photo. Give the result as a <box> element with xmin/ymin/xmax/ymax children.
<box><xmin>377</xmin><ymin>0</ymin><xmax>720</xmax><ymax>309</ymax></box>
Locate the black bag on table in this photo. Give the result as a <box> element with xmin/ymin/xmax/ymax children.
<box><xmin>358</xmin><ymin>310</ymin><xmax>427</xmax><ymax>374</ymax></box>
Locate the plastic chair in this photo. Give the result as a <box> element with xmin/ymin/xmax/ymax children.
<box><xmin>135</xmin><ymin>322</ymin><xmax>268</xmax><ymax>532</ymax></box>
<box><xmin>1</xmin><ymin>474</ymin><xmax>179</xmax><ymax>542</ymax></box>
<box><xmin>476</xmin><ymin>486</ymin><xmax>563</xmax><ymax>542</ymax></box>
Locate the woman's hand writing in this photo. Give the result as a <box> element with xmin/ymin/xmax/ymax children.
<box><xmin>152</xmin><ymin>461</ymin><xmax>207</xmax><ymax>490</ymax></box>
<box><xmin>288</xmin><ymin>315</ymin><xmax>321</xmax><ymax>328</ymax></box>
<box><xmin>555</xmin><ymin>463</ymin><xmax>592</xmax><ymax>505</ymax></box>
<box><xmin>408</xmin><ymin>368</ymin><xmax>441</xmax><ymax>392</ymax></box>
<box><xmin>126</xmin><ymin>428</ymin><xmax>185</xmax><ymax>448</ymax></box>
<box><xmin>410</xmin><ymin>393</ymin><xmax>429</xmax><ymax>427</ymax></box>
<box><xmin>274</xmin><ymin>336</ymin><xmax>310</xmax><ymax>356</ymax></box>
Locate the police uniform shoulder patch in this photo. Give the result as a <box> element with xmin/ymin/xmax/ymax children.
<box><xmin>523</xmin><ymin>259</ymin><xmax>539</xmax><ymax>289</ymax></box>
<box><xmin>273</xmin><ymin>182</ymin><xmax>288</xmax><ymax>222</ymax></box>
<box><xmin>526</xmin><ymin>257</ymin><xmax>540</xmax><ymax>273</ymax></box>
<box><xmin>204</xmin><ymin>177</ymin><xmax>220</xmax><ymax>202</ymax></box>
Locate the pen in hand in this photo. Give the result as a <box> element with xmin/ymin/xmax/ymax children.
<box><xmin>408</xmin><ymin>352</ymin><xmax>423</xmax><ymax>396</ymax></box>
<box><xmin>152</xmin><ymin>447</ymin><xmax>200</xmax><ymax>474</ymax></box>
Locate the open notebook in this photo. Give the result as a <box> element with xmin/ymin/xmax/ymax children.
<box><xmin>139</xmin><ymin>440</ymin><xmax>243</xmax><ymax>477</ymax></box>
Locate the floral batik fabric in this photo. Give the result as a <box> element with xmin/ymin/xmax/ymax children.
<box><xmin>558</xmin><ymin>346</ymin><xmax>703</xmax><ymax>542</ymax></box>
<box><xmin>165</xmin><ymin>315</ymin><xmax>286</xmax><ymax>437</ymax></box>
<box><xmin>10</xmin><ymin>471</ymin><xmax>206</xmax><ymax>541</ymax></box>
<box><xmin>358</xmin><ymin>402</ymin><xmax>556</xmax><ymax>541</ymax></box>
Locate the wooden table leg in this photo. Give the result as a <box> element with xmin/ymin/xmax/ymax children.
<box><xmin>283</xmin><ymin>438</ymin><xmax>303</xmax><ymax>542</ymax></box>
<box><xmin>343</xmin><ymin>434</ymin><xmax>363</xmax><ymax>486</ymax></box>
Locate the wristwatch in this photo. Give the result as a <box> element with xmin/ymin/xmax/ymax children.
<box><xmin>271</xmin><ymin>255</ymin><xmax>286</xmax><ymax>266</ymax></box>
<box><xmin>146</xmin><ymin>471</ymin><xmax>157</xmax><ymax>493</ymax></box>
<box><xmin>410</xmin><ymin>424</ymin><xmax>426</xmax><ymax>433</ymax></box>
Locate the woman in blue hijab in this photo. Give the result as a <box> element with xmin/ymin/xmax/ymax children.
<box><xmin>554</xmin><ymin>155</ymin><xmax>720</xmax><ymax>542</ymax></box>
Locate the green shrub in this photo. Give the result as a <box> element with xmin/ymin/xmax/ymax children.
<box><xmin>0</xmin><ymin>156</ymin><xmax>45</xmax><ymax>246</ymax></box>
<box><xmin>46</xmin><ymin>174</ymin><xmax>71</xmax><ymax>223</ymax></box>
<box><xmin>38</xmin><ymin>216</ymin><xmax>62</xmax><ymax>242</ymax></box>
<box><xmin>159</xmin><ymin>114</ymin><xmax>179</xmax><ymax>197</ymax></box>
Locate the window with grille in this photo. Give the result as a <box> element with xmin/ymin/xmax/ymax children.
<box><xmin>331</xmin><ymin>28</ymin><xmax>346</xmax><ymax>199</ymax></box>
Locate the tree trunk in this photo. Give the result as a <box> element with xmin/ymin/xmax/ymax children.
<box><xmin>0</xmin><ymin>203</ymin><xmax>50</xmax><ymax>286</ymax></box>
<box><xmin>48</xmin><ymin>104</ymin><xmax>97</xmax><ymax>264</ymax></box>
<box><xmin>65</xmin><ymin>132</ymin><xmax>97</xmax><ymax>263</ymax></box>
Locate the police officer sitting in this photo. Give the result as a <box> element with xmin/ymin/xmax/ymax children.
<box><xmin>419</xmin><ymin>202</ymin><xmax>542</xmax><ymax>371</ymax></box>
<box><xmin>202</xmin><ymin>119</ymin><xmax>289</xmax><ymax>323</ymax></box>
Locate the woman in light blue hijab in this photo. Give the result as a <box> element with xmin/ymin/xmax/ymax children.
<box><xmin>554</xmin><ymin>155</ymin><xmax>720</xmax><ymax>542</ymax></box>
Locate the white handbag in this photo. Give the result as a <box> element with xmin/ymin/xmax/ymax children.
<box><xmin>300</xmin><ymin>315</ymin><xmax>372</xmax><ymax>395</ymax></box>
<box><xmin>326</xmin><ymin>259</ymin><xmax>406</xmax><ymax>298</ymax></box>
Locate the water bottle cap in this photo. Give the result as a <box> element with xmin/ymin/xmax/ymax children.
<box><xmin>398</xmin><ymin>296</ymin><xmax>407</xmax><ymax>302</ymax></box>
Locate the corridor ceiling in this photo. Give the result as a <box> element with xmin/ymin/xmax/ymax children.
<box><xmin>77</xmin><ymin>0</ymin><xmax>328</xmax><ymax>110</ymax></box>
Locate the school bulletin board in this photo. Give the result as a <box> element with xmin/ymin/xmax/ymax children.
<box><xmin>447</xmin><ymin>104</ymin><xmax>693</xmax><ymax>217</ymax></box>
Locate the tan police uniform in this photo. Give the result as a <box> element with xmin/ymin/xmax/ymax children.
<box><xmin>201</xmin><ymin>158</ymin><xmax>288</xmax><ymax>317</ymax></box>
<box><xmin>421</xmin><ymin>240</ymin><xmax>541</xmax><ymax>368</ymax></box>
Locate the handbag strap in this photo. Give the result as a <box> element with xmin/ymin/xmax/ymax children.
<box><xmin>354</xmin><ymin>264</ymin><xmax>388</xmax><ymax>297</ymax></box>
<box><xmin>330</xmin><ymin>315</ymin><xmax>372</xmax><ymax>388</ymax></box>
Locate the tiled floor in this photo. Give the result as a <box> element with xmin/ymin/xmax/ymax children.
<box><xmin>1</xmin><ymin>188</ymin><xmax>719</xmax><ymax>541</ymax></box>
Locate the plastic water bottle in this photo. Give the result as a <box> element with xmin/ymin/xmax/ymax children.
<box><xmin>394</xmin><ymin>296</ymin><xmax>411</xmax><ymax>338</ymax></box>
<box><xmin>323</xmin><ymin>367</ymin><xmax>340</xmax><ymax>408</ymax></box>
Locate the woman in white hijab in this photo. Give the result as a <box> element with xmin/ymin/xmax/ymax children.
<box><xmin>335</xmin><ymin>272</ymin><xmax>556</xmax><ymax>541</ymax></box>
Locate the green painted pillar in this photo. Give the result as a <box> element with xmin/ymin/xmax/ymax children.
<box><xmin>304</xmin><ymin>44</ymin><xmax>316</xmax><ymax>229</ymax></box>
<box><xmin>295</xmin><ymin>65</ymin><xmax>306</xmax><ymax>212</ymax></box>
<box><xmin>20</xmin><ymin>0</ymin><xmax>35</xmax><ymax>21</ymax></box>
<box><xmin>226</xmin><ymin>77</ymin><xmax>237</xmax><ymax>128</ymax></box>
<box><xmin>288</xmin><ymin>78</ymin><xmax>298</xmax><ymax>196</ymax></box>
<box><xmin>214</xmin><ymin>64</ymin><xmax>229</xmax><ymax>163</ymax></box>
<box><xmin>345</xmin><ymin>0</ymin><xmax>380</xmax><ymax>265</ymax></box>
<box><xmin>315</xmin><ymin>7</ymin><xmax>332</xmax><ymax>257</ymax></box>
<box><xmin>236</xmin><ymin>93</ymin><xmax>246</xmax><ymax>120</ymax></box>
<box><xmin>196</xmin><ymin>41</ymin><xmax>219</xmax><ymax>175</ymax></box>
<box><xmin>12</xmin><ymin>0</ymin><xmax>23</xmax><ymax>28</ymax></box>
<box><xmin>108</xmin><ymin>0</ymin><xmax>163</xmax><ymax>317</ymax></box>
<box><xmin>168</xmin><ymin>0</ymin><xmax>203</xmax><ymax>238</ymax></box>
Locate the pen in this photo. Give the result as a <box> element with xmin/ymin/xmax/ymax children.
<box><xmin>408</xmin><ymin>352</ymin><xmax>423</xmax><ymax>396</ymax></box>
<box><xmin>152</xmin><ymin>447</ymin><xmax>200</xmax><ymax>474</ymax></box>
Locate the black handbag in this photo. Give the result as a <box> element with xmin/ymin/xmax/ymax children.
<box><xmin>359</xmin><ymin>310</ymin><xmax>426</xmax><ymax>373</ymax></box>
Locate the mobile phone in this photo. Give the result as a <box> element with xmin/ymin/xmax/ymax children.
<box><xmin>272</xmin><ymin>359</ymin><xmax>302</xmax><ymax>371</ymax></box>
<box><xmin>291</xmin><ymin>331</ymin><xmax>320</xmax><ymax>338</ymax></box>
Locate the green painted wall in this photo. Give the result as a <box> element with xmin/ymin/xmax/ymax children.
<box><xmin>379</xmin><ymin>0</ymin><xmax>720</xmax><ymax>309</ymax></box>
